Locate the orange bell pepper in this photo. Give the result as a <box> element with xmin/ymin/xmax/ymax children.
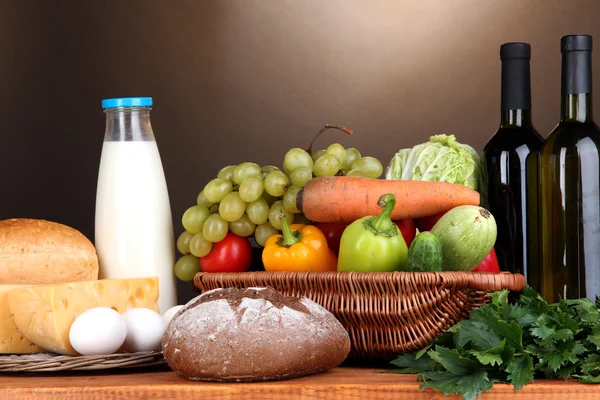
<box><xmin>262</xmin><ymin>216</ymin><xmax>337</xmax><ymax>272</ymax></box>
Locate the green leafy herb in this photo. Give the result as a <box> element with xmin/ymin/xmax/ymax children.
<box><xmin>420</xmin><ymin>370</ymin><xmax>493</xmax><ymax>400</ymax></box>
<box><xmin>468</xmin><ymin>339</ymin><xmax>505</xmax><ymax>366</ymax></box>
<box><xmin>389</xmin><ymin>286</ymin><xmax>600</xmax><ymax>399</ymax></box>
<box><xmin>506</xmin><ymin>353</ymin><xmax>534</xmax><ymax>391</ymax></box>
<box><xmin>589</xmin><ymin>329</ymin><xmax>600</xmax><ymax>350</ymax></box>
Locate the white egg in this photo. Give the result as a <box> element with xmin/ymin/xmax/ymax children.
<box><xmin>162</xmin><ymin>305</ymin><xmax>184</xmax><ymax>326</ymax></box>
<box><xmin>122</xmin><ymin>308</ymin><xmax>166</xmax><ymax>353</ymax></box>
<box><xmin>69</xmin><ymin>307</ymin><xmax>127</xmax><ymax>356</ymax></box>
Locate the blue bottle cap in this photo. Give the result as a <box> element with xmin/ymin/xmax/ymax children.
<box><xmin>102</xmin><ymin>97</ymin><xmax>153</xmax><ymax>109</ymax></box>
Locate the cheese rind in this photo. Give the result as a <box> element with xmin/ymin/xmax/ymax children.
<box><xmin>0</xmin><ymin>284</ymin><xmax>42</xmax><ymax>354</ymax></box>
<box><xmin>7</xmin><ymin>277</ymin><xmax>159</xmax><ymax>355</ymax></box>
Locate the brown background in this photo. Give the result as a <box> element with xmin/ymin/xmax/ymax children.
<box><xmin>1</xmin><ymin>0</ymin><xmax>599</xmax><ymax>303</ymax></box>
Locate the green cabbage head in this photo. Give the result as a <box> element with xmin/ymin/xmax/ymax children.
<box><xmin>385</xmin><ymin>134</ymin><xmax>481</xmax><ymax>191</ymax></box>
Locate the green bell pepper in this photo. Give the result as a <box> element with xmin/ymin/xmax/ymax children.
<box><xmin>337</xmin><ymin>193</ymin><xmax>408</xmax><ymax>272</ymax></box>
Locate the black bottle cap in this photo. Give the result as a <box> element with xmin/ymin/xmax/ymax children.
<box><xmin>561</xmin><ymin>35</ymin><xmax>593</xmax><ymax>95</ymax></box>
<box><xmin>562</xmin><ymin>34</ymin><xmax>592</xmax><ymax>52</ymax></box>
<box><xmin>500</xmin><ymin>42</ymin><xmax>531</xmax><ymax>111</ymax></box>
<box><xmin>500</xmin><ymin>42</ymin><xmax>531</xmax><ymax>60</ymax></box>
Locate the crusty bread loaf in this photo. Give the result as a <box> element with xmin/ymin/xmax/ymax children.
<box><xmin>162</xmin><ymin>287</ymin><xmax>351</xmax><ymax>382</ymax></box>
<box><xmin>0</xmin><ymin>218</ymin><xmax>99</xmax><ymax>284</ymax></box>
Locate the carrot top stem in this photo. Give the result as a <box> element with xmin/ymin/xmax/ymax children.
<box><xmin>277</xmin><ymin>215</ymin><xmax>302</xmax><ymax>247</ymax></box>
<box><xmin>305</xmin><ymin>124</ymin><xmax>353</xmax><ymax>155</ymax></box>
<box><xmin>366</xmin><ymin>193</ymin><xmax>398</xmax><ymax>236</ymax></box>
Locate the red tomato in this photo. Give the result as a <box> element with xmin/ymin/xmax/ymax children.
<box><xmin>393</xmin><ymin>219</ymin><xmax>417</xmax><ymax>247</ymax></box>
<box><xmin>199</xmin><ymin>232</ymin><xmax>253</xmax><ymax>273</ymax></box>
<box><xmin>414</xmin><ymin>210</ymin><xmax>449</xmax><ymax>232</ymax></box>
<box><xmin>314</xmin><ymin>222</ymin><xmax>347</xmax><ymax>255</ymax></box>
<box><xmin>473</xmin><ymin>248</ymin><xmax>501</xmax><ymax>273</ymax></box>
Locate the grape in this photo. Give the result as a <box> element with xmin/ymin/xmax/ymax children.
<box><xmin>269</xmin><ymin>200</ymin><xmax>294</xmax><ymax>230</ymax></box>
<box><xmin>182</xmin><ymin>205</ymin><xmax>211</xmax><ymax>234</ymax></box>
<box><xmin>343</xmin><ymin>148</ymin><xmax>361</xmax><ymax>172</ymax></box>
<box><xmin>219</xmin><ymin>192</ymin><xmax>247</xmax><ymax>222</ymax></box>
<box><xmin>261</xmin><ymin>165</ymin><xmax>280</xmax><ymax>179</ymax></box>
<box><xmin>196</xmin><ymin>190</ymin><xmax>213</xmax><ymax>208</ymax></box>
<box><xmin>204</xmin><ymin>178</ymin><xmax>233</xmax><ymax>203</ymax></box>
<box><xmin>229</xmin><ymin>214</ymin><xmax>256</xmax><ymax>237</ymax></box>
<box><xmin>176</xmin><ymin>231</ymin><xmax>194</xmax><ymax>255</ymax></box>
<box><xmin>264</xmin><ymin>170</ymin><xmax>289</xmax><ymax>197</ymax></box>
<box><xmin>262</xmin><ymin>165</ymin><xmax>280</xmax><ymax>173</ymax></box>
<box><xmin>202</xmin><ymin>214</ymin><xmax>228</xmax><ymax>242</ymax></box>
<box><xmin>311</xmin><ymin>149</ymin><xmax>326</xmax><ymax>162</ymax></box>
<box><xmin>217</xmin><ymin>165</ymin><xmax>236</xmax><ymax>181</ymax></box>
<box><xmin>189</xmin><ymin>232</ymin><xmax>213</xmax><ymax>257</ymax></box>
<box><xmin>209</xmin><ymin>204</ymin><xmax>219</xmax><ymax>213</ymax></box>
<box><xmin>283</xmin><ymin>186</ymin><xmax>301</xmax><ymax>214</ymax></box>
<box><xmin>246</xmin><ymin>197</ymin><xmax>269</xmax><ymax>225</ymax></box>
<box><xmin>346</xmin><ymin>168</ymin><xmax>365</xmax><ymax>177</ymax></box>
<box><xmin>262</xmin><ymin>191</ymin><xmax>278</xmax><ymax>206</ymax></box>
<box><xmin>313</xmin><ymin>154</ymin><xmax>342</xmax><ymax>177</ymax></box>
<box><xmin>232</xmin><ymin>162</ymin><xmax>261</xmax><ymax>185</ymax></box>
<box><xmin>352</xmin><ymin>156</ymin><xmax>383</xmax><ymax>179</ymax></box>
<box><xmin>326</xmin><ymin>143</ymin><xmax>346</xmax><ymax>166</ymax></box>
<box><xmin>238</xmin><ymin>175</ymin><xmax>264</xmax><ymax>202</ymax></box>
<box><xmin>255</xmin><ymin>222</ymin><xmax>279</xmax><ymax>247</ymax></box>
<box><xmin>283</xmin><ymin>148</ymin><xmax>314</xmax><ymax>174</ymax></box>
<box><xmin>174</xmin><ymin>255</ymin><xmax>200</xmax><ymax>281</ymax></box>
<box><xmin>290</xmin><ymin>166</ymin><xmax>312</xmax><ymax>188</ymax></box>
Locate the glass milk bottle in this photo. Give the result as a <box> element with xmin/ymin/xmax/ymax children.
<box><xmin>95</xmin><ymin>97</ymin><xmax>177</xmax><ymax>313</ymax></box>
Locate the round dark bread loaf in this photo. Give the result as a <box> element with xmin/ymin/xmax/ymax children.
<box><xmin>162</xmin><ymin>286</ymin><xmax>351</xmax><ymax>382</ymax></box>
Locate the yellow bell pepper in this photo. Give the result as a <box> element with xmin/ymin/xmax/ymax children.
<box><xmin>262</xmin><ymin>217</ymin><xmax>337</xmax><ymax>272</ymax></box>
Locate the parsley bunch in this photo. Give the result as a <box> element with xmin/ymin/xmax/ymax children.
<box><xmin>389</xmin><ymin>286</ymin><xmax>600</xmax><ymax>400</ymax></box>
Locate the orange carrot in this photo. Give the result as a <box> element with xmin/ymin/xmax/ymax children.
<box><xmin>297</xmin><ymin>176</ymin><xmax>481</xmax><ymax>223</ymax></box>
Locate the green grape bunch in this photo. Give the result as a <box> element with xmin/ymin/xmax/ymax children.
<box><xmin>173</xmin><ymin>124</ymin><xmax>384</xmax><ymax>282</ymax></box>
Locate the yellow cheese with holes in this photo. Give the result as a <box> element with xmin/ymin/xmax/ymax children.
<box><xmin>7</xmin><ymin>277</ymin><xmax>159</xmax><ymax>355</ymax></box>
<box><xmin>0</xmin><ymin>284</ymin><xmax>43</xmax><ymax>354</ymax></box>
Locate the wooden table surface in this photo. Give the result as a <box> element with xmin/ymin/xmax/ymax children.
<box><xmin>0</xmin><ymin>365</ymin><xmax>599</xmax><ymax>399</ymax></box>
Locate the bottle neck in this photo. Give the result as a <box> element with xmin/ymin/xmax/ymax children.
<box><xmin>104</xmin><ymin>107</ymin><xmax>155</xmax><ymax>141</ymax></box>
<box><xmin>500</xmin><ymin>109</ymin><xmax>532</xmax><ymax>128</ymax></box>
<box><xmin>561</xmin><ymin>93</ymin><xmax>594</xmax><ymax>123</ymax></box>
<box><xmin>560</xmin><ymin>49</ymin><xmax>593</xmax><ymax>123</ymax></box>
<box><xmin>500</xmin><ymin>55</ymin><xmax>532</xmax><ymax>128</ymax></box>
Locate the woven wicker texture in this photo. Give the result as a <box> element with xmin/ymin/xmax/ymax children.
<box><xmin>194</xmin><ymin>271</ymin><xmax>526</xmax><ymax>360</ymax></box>
<box><xmin>0</xmin><ymin>351</ymin><xmax>166</xmax><ymax>372</ymax></box>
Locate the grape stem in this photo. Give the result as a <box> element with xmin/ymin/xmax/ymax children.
<box><xmin>305</xmin><ymin>124</ymin><xmax>353</xmax><ymax>155</ymax></box>
<box><xmin>276</xmin><ymin>213</ymin><xmax>302</xmax><ymax>247</ymax></box>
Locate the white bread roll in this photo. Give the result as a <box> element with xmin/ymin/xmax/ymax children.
<box><xmin>0</xmin><ymin>218</ymin><xmax>98</xmax><ymax>284</ymax></box>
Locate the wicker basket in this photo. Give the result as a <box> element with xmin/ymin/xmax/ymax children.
<box><xmin>194</xmin><ymin>271</ymin><xmax>526</xmax><ymax>361</ymax></box>
<box><xmin>0</xmin><ymin>351</ymin><xmax>166</xmax><ymax>373</ymax></box>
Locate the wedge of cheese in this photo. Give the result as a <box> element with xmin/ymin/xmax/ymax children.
<box><xmin>7</xmin><ymin>277</ymin><xmax>159</xmax><ymax>355</ymax></box>
<box><xmin>0</xmin><ymin>284</ymin><xmax>43</xmax><ymax>354</ymax></box>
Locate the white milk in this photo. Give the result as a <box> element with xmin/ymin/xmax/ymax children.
<box><xmin>95</xmin><ymin>140</ymin><xmax>177</xmax><ymax>313</ymax></box>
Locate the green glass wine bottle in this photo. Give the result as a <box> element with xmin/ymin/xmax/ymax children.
<box><xmin>540</xmin><ymin>34</ymin><xmax>600</xmax><ymax>302</ymax></box>
<box><xmin>481</xmin><ymin>42</ymin><xmax>543</xmax><ymax>291</ymax></box>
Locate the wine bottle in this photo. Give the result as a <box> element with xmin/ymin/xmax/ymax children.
<box><xmin>481</xmin><ymin>42</ymin><xmax>543</xmax><ymax>290</ymax></box>
<box><xmin>540</xmin><ymin>34</ymin><xmax>600</xmax><ymax>302</ymax></box>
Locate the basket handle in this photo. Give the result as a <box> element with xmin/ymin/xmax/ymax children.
<box><xmin>462</xmin><ymin>272</ymin><xmax>527</xmax><ymax>292</ymax></box>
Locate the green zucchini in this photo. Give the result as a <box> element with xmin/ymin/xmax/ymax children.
<box><xmin>430</xmin><ymin>205</ymin><xmax>497</xmax><ymax>271</ymax></box>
